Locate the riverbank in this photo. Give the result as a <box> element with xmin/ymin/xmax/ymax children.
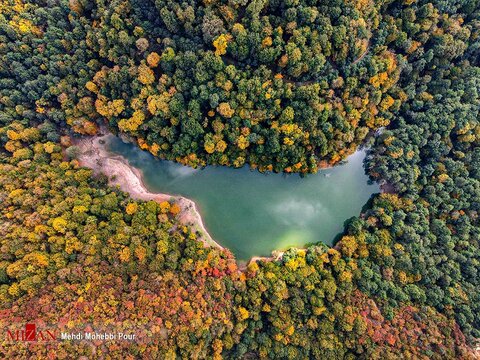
<box><xmin>74</xmin><ymin>133</ymin><xmax>223</xmax><ymax>251</ymax></box>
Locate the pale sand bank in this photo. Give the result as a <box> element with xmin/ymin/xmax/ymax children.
<box><xmin>74</xmin><ymin>134</ymin><xmax>223</xmax><ymax>251</ymax></box>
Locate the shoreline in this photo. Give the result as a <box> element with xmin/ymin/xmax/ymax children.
<box><xmin>73</xmin><ymin>133</ymin><xmax>223</xmax><ymax>251</ymax></box>
<box><xmin>73</xmin><ymin>132</ymin><xmax>387</xmax><ymax>269</ymax></box>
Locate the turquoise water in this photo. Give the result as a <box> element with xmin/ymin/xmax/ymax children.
<box><xmin>107</xmin><ymin>136</ymin><xmax>379</xmax><ymax>260</ymax></box>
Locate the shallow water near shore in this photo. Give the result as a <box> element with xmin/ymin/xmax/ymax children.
<box><xmin>107</xmin><ymin>136</ymin><xmax>379</xmax><ymax>260</ymax></box>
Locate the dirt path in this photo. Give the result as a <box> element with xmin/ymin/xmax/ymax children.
<box><xmin>74</xmin><ymin>134</ymin><xmax>223</xmax><ymax>251</ymax></box>
<box><xmin>351</xmin><ymin>45</ymin><xmax>370</xmax><ymax>66</ymax></box>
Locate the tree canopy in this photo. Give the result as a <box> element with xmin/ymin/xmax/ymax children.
<box><xmin>0</xmin><ymin>0</ymin><xmax>479</xmax><ymax>358</ymax></box>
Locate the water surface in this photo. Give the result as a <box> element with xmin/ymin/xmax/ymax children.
<box><xmin>108</xmin><ymin>137</ymin><xmax>379</xmax><ymax>260</ymax></box>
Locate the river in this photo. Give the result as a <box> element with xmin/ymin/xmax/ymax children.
<box><xmin>107</xmin><ymin>136</ymin><xmax>379</xmax><ymax>260</ymax></box>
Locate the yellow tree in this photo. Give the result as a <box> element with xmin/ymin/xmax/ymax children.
<box><xmin>213</xmin><ymin>34</ymin><xmax>232</xmax><ymax>56</ymax></box>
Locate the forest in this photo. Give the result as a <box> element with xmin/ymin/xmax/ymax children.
<box><xmin>0</xmin><ymin>0</ymin><xmax>479</xmax><ymax>358</ymax></box>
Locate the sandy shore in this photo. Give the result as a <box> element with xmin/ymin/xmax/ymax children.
<box><xmin>74</xmin><ymin>134</ymin><xmax>223</xmax><ymax>251</ymax></box>
<box><xmin>73</xmin><ymin>132</ymin><xmax>374</xmax><ymax>268</ymax></box>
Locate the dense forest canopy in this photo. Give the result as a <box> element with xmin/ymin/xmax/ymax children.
<box><xmin>0</xmin><ymin>0</ymin><xmax>479</xmax><ymax>358</ymax></box>
<box><xmin>3</xmin><ymin>0</ymin><xmax>403</xmax><ymax>172</ymax></box>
